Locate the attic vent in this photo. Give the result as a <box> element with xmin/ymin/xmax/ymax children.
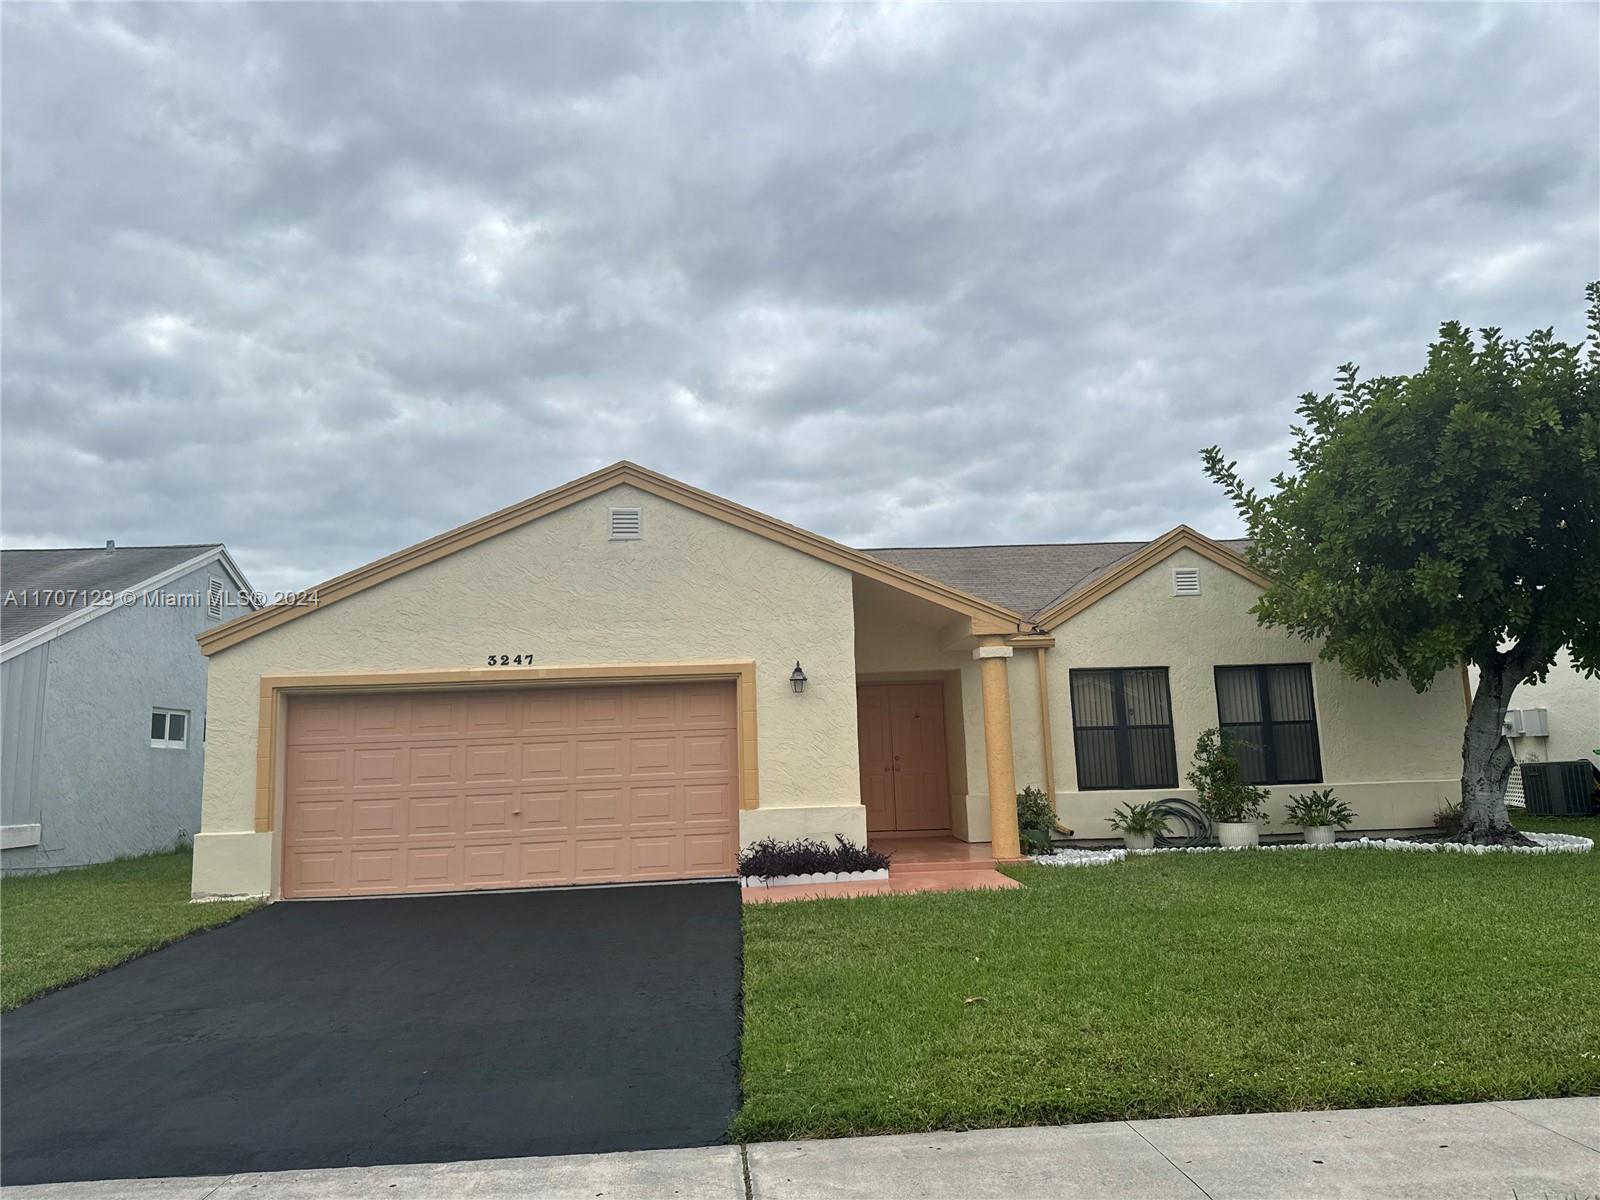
<box><xmin>1172</xmin><ymin>567</ymin><xmax>1201</xmax><ymax>597</ymax></box>
<box><xmin>608</xmin><ymin>506</ymin><xmax>643</xmax><ymax>540</ymax></box>
<box><xmin>207</xmin><ymin>578</ymin><xmax>225</xmax><ymax>618</ymax></box>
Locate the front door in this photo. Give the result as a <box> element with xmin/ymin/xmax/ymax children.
<box><xmin>857</xmin><ymin>682</ymin><xmax>952</xmax><ymax>833</ymax></box>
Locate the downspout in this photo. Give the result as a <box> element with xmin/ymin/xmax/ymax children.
<box><xmin>1035</xmin><ymin>645</ymin><xmax>1057</xmax><ymax>805</ymax></box>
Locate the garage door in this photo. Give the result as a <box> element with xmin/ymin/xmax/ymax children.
<box><xmin>281</xmin><ymin>682</ymin><xmax>738</xmax><ymax>898</ymax></box>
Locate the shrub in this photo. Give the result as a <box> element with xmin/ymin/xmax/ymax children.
<box><xmin>1016</xmin><ymin>785</ymin><xmax>1057</xmax><ymax>853</ymax></box>
<box><xmin>1434</xmin><ymin>800</ymin><xmax>1464</xmax><ymax>835</ymax></box>
<box><xmin>1285</xmin><ymin>788</ymin><xmax>1356</xmax><ymax>829</ymax></box>
<box><xmin>737</xmin><ymin>835</ymin><xmax>890</xmax><ymax>879</ymax></box>
<box><xmin>1106</xmin><ymin>800</ymin><xmax>1172</xmax><ymax>837</ymax></box>
<box><xmin>1187</xmin><ymin>728</ymin><xmax>1270</xmax><ymax>824</ymax></box>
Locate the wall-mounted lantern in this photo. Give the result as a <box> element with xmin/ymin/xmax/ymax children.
<box><xmin>789</xmin><ymin>661</ymin><xmax>808</xmax><ymax>694</ymax></box>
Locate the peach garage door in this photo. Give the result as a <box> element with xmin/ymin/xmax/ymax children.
<box><xmin>280</xmin><ymin>682</ymin><xmax>739</xmax><ymax>898</ymax></box>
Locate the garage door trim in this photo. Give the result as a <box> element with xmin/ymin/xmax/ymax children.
<box><xmin>254</xmin><ymin>663</ymin><xmax>759</xmax><ymax>870</ymax></box>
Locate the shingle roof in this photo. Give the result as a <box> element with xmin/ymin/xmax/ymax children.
<box><xmin>1</xmin><ymin>545</ymin><xmax>224</xmax><ymax>646</ymax></box>
<box><xmin>861</xmin><ymin>537</ymin><xmax>1251</xmax><ymax>620</ymax></box>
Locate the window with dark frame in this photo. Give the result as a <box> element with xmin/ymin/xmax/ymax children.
<box><xmin>1214</xmin><ymin>664</ymin><xmax>1322</xmax><ymax>784</ymax></box>
<box><xmin>1069</xmin><ymin>668</ymin><xmax>1178</xmax><ymax>790</ymax></box>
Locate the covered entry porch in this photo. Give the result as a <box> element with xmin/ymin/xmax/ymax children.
<box><xmin>851</xmin><ymin>576</ymin><xmax>1054</xmax><ymax>859</ymax></box>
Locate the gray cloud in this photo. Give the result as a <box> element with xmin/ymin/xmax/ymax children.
<box><xmin>4</xmin><ymin>2</ymin><xmax>1596</xmax><ymax>594</ymax></box>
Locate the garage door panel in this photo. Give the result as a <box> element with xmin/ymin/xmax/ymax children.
<box><xmin>353</xmin><ymin>697</ymin><xmax>404</xmax><ymax>737</ymax></box>
<box><xmin>575</xmin><ymin>689</ymin><xmax>627</xmax><ymax>731</ymax></box>
<box><xmin>519</xmin><ymin>789</ymin><xmax>569</xmax><ymax>830</ymax></box>
<box><xmin>521</xmin><ymin>740</ymin><xmax>570</xmax><ymax>781</ymax></box>
<box><xmin>519</xmin><ymin>839</ymin><xmax>572</xmax><ymax>882</ymax></box>
<box><xmin>282</xmin><ymin>681</ymin><xmax>738</xmax><ymax>898</ymax></box>
<box><xmin>519</xmin><ymin>691</ymin><xmax>572</xmax><ymax>734</ymax></box>
<box><xmin>286</xmin><ymin>798</ymin><xmax>345</xmax><ymax>841</ymax></box>
<box><xmin>286</xmin><ymin>699</ymin><xmax>352</xmax><ymax>743</ymax></box>
<box><xmin>628</xmin><ymin>735</ymin><xmax>681</xmax><ymax>778</ymax></box>
<box><xmin>352</xmin><ymin>747</ymin><xmax>404</xmax><ymax>788</ymax></box>
<box><xmin>575</xmin><ymin>787</ymin><xmax>624</xmax><ymax>828</ymax></box>
<box><xmin>574</xmin><ymin>738</ymin><xmax>625</xmax><ymax>779</ymax></box>
<box><xmin>350</xmin><ymin>796</ymin><xmax>404</xmax><ymax>839</ymax></box>
<box><xmin>408</xmin><ymin>745</ymin><xmax>461</xmax><ymax>786</ymax></box>
<box><xmin>288</xmin><ymin>748</ymin><xmax>347</xmax><ymax>792</ymax></box>
<box><xmin>684</xmin><ymin>782</ymin><xmax>734</xmax><ymax>823</ymax></box>
<box><xmin>630</xmin><ymin>785</ymin><xmax>679</xmax><ymax>824</ymax></box>
<box><xmin>407</xmin><ymin>793</ymin><xmax>458</xmax><ymax>837</ymax></box>
<box><xmin>465</xmin><ymin>742</ymin><xmax>516</xmax><ymax>783</ymax></box>
<box><xmin>682</xmin><ymin>733</ymin><xmax>735</xmax><ymax>775</ymax></box>
<box><xmin>574</xmin><ymin>836</ymin><xmax>627</xmax><ymax>880</ymax></box>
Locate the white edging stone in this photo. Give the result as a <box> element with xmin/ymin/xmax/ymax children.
<box><xmin>742</xmin><ymin>868</ymin><xmax>890</xmax><ymax>889</ymax></box>
<box><xmin>1032</xmin><ymin>830</ymin><xmax>1593</xmax><ymax>869</ymax></box>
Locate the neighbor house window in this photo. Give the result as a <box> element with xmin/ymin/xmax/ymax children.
<box><xmin>1214</xmin><ymin>664</ymin><xmax>1322</xmax><ymax>784</ymax></box>
<box><xmin>150</xmin><ymin>709</ymin><xmax>189</xmax><ymax>750</ymax></box>
<box><xmin>1069</xmin><ymin>668</ymin><xmax>1178</xmax><ymax>790</ymax></box>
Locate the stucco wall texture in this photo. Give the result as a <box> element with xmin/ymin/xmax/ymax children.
<box><xmin>2</xmin><ymin>561</ymin><xmax>252</xmax><ymax>873</ymax></box>
<box><xmin>1044</xmin><ymin>547</ymin><xmax>1466</xmax><ymax>835</ymax></box>
<box><xmin>193</xmin><ymin>485</ymin><xmax>864</xmax><ymax>898</ymax></box>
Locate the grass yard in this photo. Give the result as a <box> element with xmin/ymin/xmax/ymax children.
<box><xmin>1</xmin><ymin>849</ymin><xmax>260</xmax><ymax>1011</ymax></box>
<box><xmin>733</xmin><ymin>814</ymin><xmax>1600</xmax><ymax>1142</ymax></box>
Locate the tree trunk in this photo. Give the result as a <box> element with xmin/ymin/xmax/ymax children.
<box><xmin>1457</xmin><ymin>657</ymin><xmax>1537</xmax><ymax>846</ymax></box>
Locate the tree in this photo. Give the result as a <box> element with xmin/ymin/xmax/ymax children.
<box><xmin>1201</xmin><ymin>284</ymin><xmax>1600</xmax><ymax>844</ymax></box>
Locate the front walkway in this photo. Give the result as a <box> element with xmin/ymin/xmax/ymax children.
<box><xmin>10</xmin><ymin>1098</ymin><xmax>1595</xmax><ymax>1198</ymax></box>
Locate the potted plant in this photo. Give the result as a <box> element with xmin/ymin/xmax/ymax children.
<box><xmin>1187</xmin><ymin>728</ymin><xmax>1270</xmax><ymax>847</ymax></box>
<box><xmin>1285</xmin><ymin>787</ymin><xmax>1355</xmax><ymax>845</ymax></box>
<box><xmin>1106</xmin><ymin>800</ymin><xmax>1170</xmax><ymax>850</ymax></box>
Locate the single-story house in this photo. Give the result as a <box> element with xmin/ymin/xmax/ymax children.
<box><xmin>190</xmin><ymin>462</ymin><xmax>1466</xmax><ymax>900</ymax></box>
<box><xmin>2</xmin><ymin>543</ymin><xmax>257</xmax><ymax>873</ymax></box>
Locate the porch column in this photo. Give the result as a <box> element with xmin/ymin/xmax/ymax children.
<box><xmin>975</xmin><ymin>637</ymin><xmax>1020</xmax><ymax>858</ymax></box>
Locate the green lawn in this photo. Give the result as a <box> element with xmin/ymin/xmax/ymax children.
<box><xmin>734</xmin><ymin>814</ymin><xmax>1600</xmax><ymax>1142</ymax></box>
<box><xmin>1</xmin><ymin>849</ymin><xmax>260</xmax><ymax>1011</ymax></box>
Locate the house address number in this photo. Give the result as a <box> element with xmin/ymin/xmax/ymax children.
<box><xmin>486</xmin><ymin>654</ymin><xmax>534</xmax><ymax>666</ymax></box>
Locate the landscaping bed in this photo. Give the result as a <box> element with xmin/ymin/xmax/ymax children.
<box><xmin>1</xmin><ymin>850</ymin><xmax>261</xmax><ymax>1011</ymax></box>
<box><xmin>734</xmin><ymin>814</ymin><xmax>1600</xmax><ymax>1142</ymax></box>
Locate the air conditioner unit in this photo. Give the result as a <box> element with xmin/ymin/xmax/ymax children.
<box><xmin>1501</xmin><ymin>710</ymin><xmax>1525</xmax><ymax>737</ymax></box>
<box><xmin>1519</xmin><ymin>707</ymin><xmax>1549</xmax><ymax>737</ymax></box>
<box><xmin>1520</xmin><ymin>761</ymin><xmax>1598</xmax><ymax>818</ymax></box>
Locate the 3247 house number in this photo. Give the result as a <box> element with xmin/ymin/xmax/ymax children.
<box><xmin>486</xmin><ymin>654</ymin><xmax>534</xmax><ymax>666</ymax></box>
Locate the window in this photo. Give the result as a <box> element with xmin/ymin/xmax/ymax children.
<box><xmin>207</xmin><ymin>578</ymin><xmax>225</xmax><ymax>618</ymax></box>
<box><xmin>1069</xmin><ymin>668</ymin><xmax>1178</xmax><ymax>790</ymax></box>
<box><xmin>608</xmin><ymin>506</ymin><xmax>642</xmax><ymax>540</ymax></box>
<box><xmin>150</xmin><ymin>708</ymin><xmax>189</xmax><ymax>749</ymax></box>
<box><xmin>1214</xmin><ymin>664</ymin><xmax>1322</xmax><ymax>784</ymax></box>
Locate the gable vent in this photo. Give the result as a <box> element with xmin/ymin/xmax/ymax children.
<box><xmin>207</xmin><ymin>578</ymin><xmax>226</xmax><ymax>618</ymax></box>
<box><xmin>608</xmin><ymin>506</ymin><xmax>643</xmax><ymax>540</ymax></box>
<box><xmin>1172</xmin><ymin>567</ymin><xmax>1201</xmax><ymax>597</ymax></box>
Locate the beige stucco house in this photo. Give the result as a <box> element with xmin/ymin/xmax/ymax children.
<box><xmin>191</xmin><ymin>462</ymin><xmax>1467</xmax><ymax>900</ymax></box>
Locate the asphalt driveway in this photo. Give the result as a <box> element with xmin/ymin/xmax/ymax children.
<box><xmin>0</xmin><ymin>881</ymin><xmax>743</xmax><ymax>1185</ymax></box>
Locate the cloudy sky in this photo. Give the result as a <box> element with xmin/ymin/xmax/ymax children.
<box><xmin>4</xmin><ymin>3</ymin><xmax>1596</xmax><ymax>595</ymax></box>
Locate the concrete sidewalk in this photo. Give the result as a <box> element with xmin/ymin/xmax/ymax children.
<box><xmin>6</xmin><ymin>1098</ymin><xmax>1595</xmax><ymax>1199</ymax></box>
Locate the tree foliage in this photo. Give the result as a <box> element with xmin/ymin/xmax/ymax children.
<box><xmin>1202</xmin><ymin>284</ymin><xmax>1600</xmax><ymax>697</ymax></box>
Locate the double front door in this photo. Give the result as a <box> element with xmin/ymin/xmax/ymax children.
<box><xmin>857</xmin><ymin>682</ymin><xmax>952</xmax><ymax>833</ymax></box>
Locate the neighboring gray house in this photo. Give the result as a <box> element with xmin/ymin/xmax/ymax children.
<box><xmin>1</xmin><ymin>544</ymin><xmax>257</xmax><ymax>873</ymax></box>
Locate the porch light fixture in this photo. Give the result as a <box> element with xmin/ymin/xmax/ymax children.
<box><xmin>789</xmin><ymin>662</ymin><xmax>808</xmax><ymax>694</ymax></box>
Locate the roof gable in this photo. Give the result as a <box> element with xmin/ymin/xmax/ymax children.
<box><xmin>2</xmin><ymin>545</ymin><xmax>253</xmax><ymax>661</ymax></box>
<box><xmin>197</xmin><ymin>463</ymin><xmax>1026</xmax><ymax>656</ymax></box>
<box><xmin>1032</xmin><ymin>526</ymin><xmax>1268</xmax><ymax>629</ymax></box>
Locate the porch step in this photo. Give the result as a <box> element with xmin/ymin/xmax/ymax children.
<box><xmin>882</xmin><ymin>855</ymin><xmax>999</xmax><ymax>874</ymax></box>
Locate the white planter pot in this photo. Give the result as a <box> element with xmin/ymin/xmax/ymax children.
<box><xmin>1303</xmin><ymin>825</ymin><xmax>1337</xmax><ymax>845</ymax></box>
<box><xmin>1216</xmin><ymin>821</ymin><xmax>1260</xmax><ymax>848</ymax></box>
<box><xmin>1122</xmin><ymin>832</ymin><xmax>1156</xmax><ymax>850</ymax></box>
